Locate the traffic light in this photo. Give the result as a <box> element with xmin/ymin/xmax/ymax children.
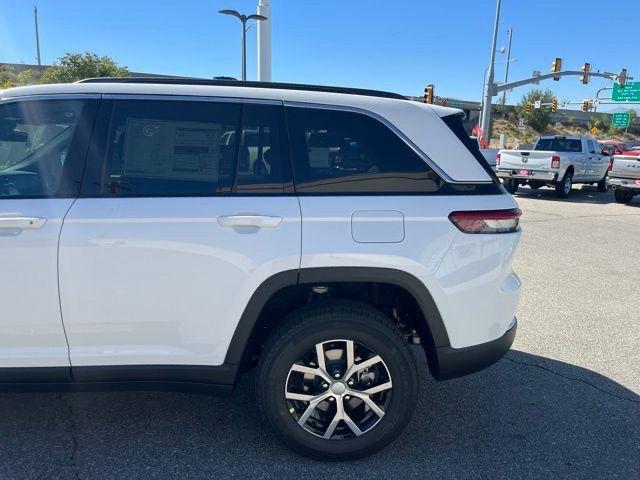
<box><xmin>618</xmin><ymin>68</ymin><xmax>628</xmax><ymax>87</ymax></box>
<box><xmin>424</xmin><ymin>84</ymin><xmax>434</xmax><ymax>104</ymax></box>
<box><xmin>580</xmin><ymin>63</ymin><xmax>591</xmax><ymax>84</ymax></box>
<box><xmin>551</xmin><ymin>57</ymin><xmax>562</xmax><ymax>81</ymax></box>
<box><xmin>551</xmin><ymin>97</ymin><xmax>558</xmax><ymax>113</ymax></box>
<box><xmin>581</xmin><ymin>100</ymin><xmax>590</xmax><ymax>112</ymax></box>
<box><xmin>526</xmin><ymin>101</ymin><xmax>532</xmax><ymax>113</ymax></box>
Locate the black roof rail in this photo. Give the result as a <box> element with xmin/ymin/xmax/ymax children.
<box><xmin>76</xmin><ymin>77</ymin><xmax>408</xmax><ymax>100</ymax></box>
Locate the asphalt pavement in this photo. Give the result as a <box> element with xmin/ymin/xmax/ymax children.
<box><xmin>1</xmin><ymin>185</ymin><xmax>638</xmax><ymax>479</ymax></box>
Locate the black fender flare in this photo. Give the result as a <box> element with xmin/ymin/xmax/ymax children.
<box><xmin>223</xmin><ymin>267</ymin><xmax>450</xmax><ymax>366</ymax></box>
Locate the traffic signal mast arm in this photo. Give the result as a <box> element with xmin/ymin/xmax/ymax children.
<box><xmin>489</xmin><ymin>70</ymin><xmax>632</xmax><ymax>95</ymax></box>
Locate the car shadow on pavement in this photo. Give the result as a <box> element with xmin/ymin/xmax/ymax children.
<box><xmin>0</xmin><ymin>349</ymin><xmax>638</xmax><ymax>479</ymax></box>
<box><xmin>513</xmin><ymin>185</ymin><xmax>639</xmax><ymax>206</ymax></box>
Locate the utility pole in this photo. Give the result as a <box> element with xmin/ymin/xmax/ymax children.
<box><xmin>480</xmin><ymin>0</ymin><xmax>502</xmax><ymax>144</ymax></box>
<box><xmin>500</xmin><ymin>27</ymin><xmax>513</xmax><ymax>105</ymax></box>
<box><xmin>257</xmin><ymin>0</ymin><xmax>271</xmax><ymax>82</ymax></box>
<box><xmin>34</xmin><ymin>5</ymin><xmax>41</xmax><ymax>66</ymax></box>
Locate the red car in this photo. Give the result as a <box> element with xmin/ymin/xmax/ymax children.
<box><xmin>599</xmin><ymin>140</ymin><xmax>640</xmax><ymax>156</ymax></box>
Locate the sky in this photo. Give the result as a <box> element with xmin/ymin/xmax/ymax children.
<box><xmin>0</xmin><ymin>0</ymin><xmax>638</xmax><ymax>112</ymax></box>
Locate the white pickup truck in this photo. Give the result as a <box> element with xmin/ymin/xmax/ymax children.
<box><xmin>608</xmin><ymin>155</ymin><xmax>640</xmax><ymax>204</ymax></box>
<box><xmin>496</xmin><ymin>136</ymin><xmax>609</xmax><ymax>198</ymax></box>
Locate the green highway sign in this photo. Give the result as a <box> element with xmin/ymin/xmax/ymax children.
<box><xmin>612</xmin><ymin>82</ymin><xmax>640</xmax><ymax>102</ymax></box>
<box><xmin>611</xmin><ymin>112</ymin><xmax>631</xmax><ymax>128</ymax></box>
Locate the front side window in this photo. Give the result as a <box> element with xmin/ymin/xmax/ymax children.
<box><xmin>0</xmin><ymin>99</ymin><xmax>88</xmax><ymax>198</ymax></box>
<box><xmin>286</xmin><ymin>106</ymin><xmax>441</xmax><ymax>194</ymax></box>
<box><xmin>95</xmin><ymin>100</ymin><xmax>242</xmax><ymax>196</ymax></box>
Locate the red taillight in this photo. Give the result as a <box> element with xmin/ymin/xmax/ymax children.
<box><xmin>607</xmin><ymin>159</ymin><xmax>613</xmax><ymax>171</ymax></box>
<box><xmin>551</xmin><ymin>155</ymin><xmax>560</xmax><ymax>169</ymax></box>
<box><xmin>449</xmin><ymin>209</ymin><xmax>522</xmax><ymax>234</ymax></box>
<box><xmin>496</xmin><ymin>153</ymin><xmax>501</xmax><ymax>165</ymax></box>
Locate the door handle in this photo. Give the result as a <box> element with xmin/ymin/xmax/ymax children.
<box><xmin>218</xmin><ymin>215</ymin><xmax>282</xmax><ymax>228</ymax></box>
<box><xmin>0</xmin><ymin>217</ymin><xmax>47</xmax><ymax>230</ymax></box>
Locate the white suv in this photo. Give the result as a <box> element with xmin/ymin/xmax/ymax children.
<box><xmin>0</xmin><ymin>78</ymin><xmax>521</xmax><ymax>459</ymax></box>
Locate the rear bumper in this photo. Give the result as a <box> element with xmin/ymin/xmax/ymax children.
<box><xmin>496</xmin><ymin>170</ymin><xmax>558</xmax><ymax>182</ymax></box>
<box><xmin>429</xmin><ymin>318</ymin><xmax>517</xmax><ymax>381</ymax></box>
<box><xmin>607</xmin><ymin>177</ymin><xmax>640</xmax><ymax>191</ymax></box>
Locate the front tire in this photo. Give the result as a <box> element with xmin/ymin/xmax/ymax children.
<box><xmin>555</xmin><ymin>171</ymin><xmax>573</xmax><ymax>198</ymax></box>
<box><xmin>597</xmin><ymin>174</ymin><xmax>608</xmax><ymax>192</ymax></box>
<box><xmin>614</xmin><ymin>188</ymin><xmax>634</xmax><ymax>204</ymax></box>
<box><xmin>256</xmin><ymin>301</ymin><xmax>419</xmax><ymax>460</ymax></box>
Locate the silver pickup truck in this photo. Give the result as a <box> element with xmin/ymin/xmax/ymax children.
<box><xmin>608</xmin><ymin>155</ymin><xmax>640</xmax><ymax>204</ymax></box>
<box><xmin>496</xmin><ymin>136</ymin><xmax>609</xmax><ymax>198</ymax></box>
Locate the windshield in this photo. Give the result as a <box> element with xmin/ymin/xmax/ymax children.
<box><xmin>534</xmin><ymin>138</ymin><xmax>582</xmax><ymax>152</ymax></box>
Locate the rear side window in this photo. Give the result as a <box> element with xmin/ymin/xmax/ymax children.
<box><xmin>91</xmin><ymin>100</ymin><xmax>242</xmax><ymax>196</ymax></box>
<box><xmin>286</xmin><ymin>106</ymin><xmax>441</xmax><ymax>194</ymax></box>
<box><xmin>84</xmin><ymin>100</ymin><xmax>292</xmax><ymax>196</ymax></box>
<box><xmin>535</xmin><ymin>138</ymin><xmax>582</xmax><ymax>152</ymax></box>
<box><xmin>0</xmin><ymin>99</ymin><xmax>95</xmax><ymax>198</ymax></box>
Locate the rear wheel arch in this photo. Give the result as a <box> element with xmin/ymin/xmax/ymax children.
<box><xmin>224</xmin><ymin>267</ymin><xmax>450</xmax><ymax>373</ymax></box>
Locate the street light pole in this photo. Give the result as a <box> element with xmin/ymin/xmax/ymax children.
<box><xmin>501</xmin><ymin>27</ymin><xmax>513</xmax><ymax>105</ymax></box>
<box><xmin>219</xmin><ymin>9</ymin><xmax>268</xmax><ymax>81</ymax></box>
<box><xmin>479</xmin><ymin>0</ymin><xmax>502</xmax><ymax>144</ymax></box>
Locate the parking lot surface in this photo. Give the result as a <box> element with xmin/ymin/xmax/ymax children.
<box><xmin>1</xmin><ymin>186</ymin><xmax>638</xmax><ymax>479</ymax></box>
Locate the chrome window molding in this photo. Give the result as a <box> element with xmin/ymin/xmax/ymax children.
<box><xmin>102</xmin><ymin>94</ymin><xmax>282</xmax><ymax>105</ymax></box>
<box><xmin>0</xmin><ymin>94</ymin><xmax>101</xmax><ymax>104</ymax></box>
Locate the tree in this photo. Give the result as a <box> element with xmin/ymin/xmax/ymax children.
<box><xmin>16</xmin><ymin>69</ymin><xmax>42</xmax><ymax>86</ymax></box>
<box><xmin>0</xmin><ymin>66</ymin><xmax>17</xmax><ymax>89</ymax></box>
<box><xmin>40</xmin><ymin>52</ymin><xmax>128</xmax><ymax>84</ymax></box>
<box><xmin>516</xmin><ymin>88</ymin><xmax>555</xmax><ymax>132</ymax></box>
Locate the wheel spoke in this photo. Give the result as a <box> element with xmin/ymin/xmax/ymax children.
<box><xmin>345</xmin><ymin>354</ymin><xmax>383</xmax><ymax>379</ymax></box>
<box><xmin>297</xmin><ymin>402</ymin><xmax>317</xmax><ymax>427</ymax></box>
<box><xmin>358</xmin><ymin>394</ymin><xmax>386</xmax><ymax>418</ymax></box>
<box><xmin>323</xmin><ymin>410</ymin><xmax>341</xmax><ymax>439</ymax></box>
<box><xmin>342</xmin><ymin>410</ymin><xmax>363</xmax><ymax>437</ymax></box>
<box><xmin>345</xmin><ymin>340</ymin><xmax>355</xmax><ymax>371</ymax></box>
<box><xmin>290</xmin><ymin>363</ymin><xmax>331</xmax><ymax>382</ymax></box>
<box><xmin>285</xmin><ymin>391</ymin><xmax>315</xmax><ymax>402</ymax></box>
<box><xmin>362</xmin><ymin>381</ymin><xmax>393</xmax><ymax>395</ymax></box>
<box><xmin>315</xmin><ymin>343</ymin><xmax>327</xmax><ymax>373</ymax></box>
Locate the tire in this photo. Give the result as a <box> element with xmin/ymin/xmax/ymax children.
<box><xmin>555</xmin><ymin>171</ymin><xmax>573</xmax><ymax>198</ymax></box>
<box><xmin>503</xmin><ymin>178</ymin><xmax>519</xmax><ymax>194</ymax></box>
<box><xmin>597</xmin><ymin>174</ymin><xmax>608</xmax><ymax>193</ymax></box>
<box><xmin>614</xmin><ymin>188</ymin><xmax>634</xmax><ymax>204</ymax></box>
<box><xmin>256</xmin><ymin>300</ymin><xmax>419</xmax><ymax>460</ymax></box>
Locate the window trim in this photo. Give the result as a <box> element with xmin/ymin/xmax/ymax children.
<box><xmin>0</xmin><ymin>95</ymin><xmax>100</xmax><ymax>200</ymax></box>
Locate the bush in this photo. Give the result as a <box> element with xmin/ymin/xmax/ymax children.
<box><xmin>516</xmin><ymin>89</ymin><xmax>554</xmax><ymax>132</ymax></box>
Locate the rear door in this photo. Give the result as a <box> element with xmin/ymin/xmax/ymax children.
<box><xmin>59</xmin><ymin>97</ymin><xmax>300</xmax><ymax>370</ymax></box>
<box><xmin>0</xmin><ymin>96</ymin><xmax>97</xmax><ymax>371</ymax></box>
